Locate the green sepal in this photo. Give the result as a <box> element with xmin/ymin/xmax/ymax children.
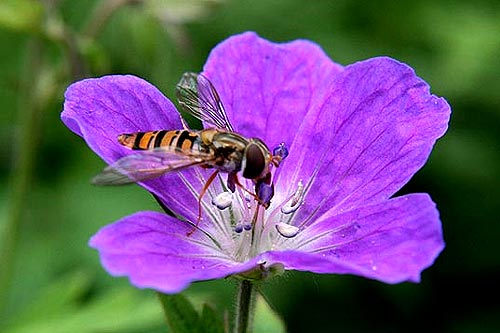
<box><xmin>234</xmin><ymin>262</ymin><xmax>285</xmax><ymax>282</ymax></box>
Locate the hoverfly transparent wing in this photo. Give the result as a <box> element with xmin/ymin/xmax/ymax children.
<box><xmin>92</xmin><ymin>147</ymin><xmax>215</xmax><ymax>186</ymax></box>
<box><xmin>176</xmin><ymin>72</ymin><xmax>234</xmax><ymax>132</ymax></box>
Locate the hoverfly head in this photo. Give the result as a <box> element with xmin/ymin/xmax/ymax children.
<box><xmin>242</xmin><ymin>139</ymin><xmax>270</xmax><ymax>180</ymax></box>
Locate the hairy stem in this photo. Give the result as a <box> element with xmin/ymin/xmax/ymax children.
<box><xmin>235</xmin><ymin>280</ymin><xmax>255</xmax><ymax>333</ymax></box>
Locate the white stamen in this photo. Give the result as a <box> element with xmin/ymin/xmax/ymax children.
<box><xmin>275</xmin><ymin>222</ymin><xmax>300</xmax><ymax>238</ymax></box>
<box><xmin>243</xmin><ymin>191</ymin><xmax>253</xmax><ymax>202</ymax></box>
<box><xmin>212</xmin><ymin>191</ymin><xmax>233</xmax><ymax>210</ymax></box>
<box><xmin>281</xmin><ymin>201</ymin><xmax>303</xmax><ymax>214</ymax></box>
<box><xmin>281</xmin><ymin>180</ymin><xmax>304</xmax><ymax>214</ymax></box>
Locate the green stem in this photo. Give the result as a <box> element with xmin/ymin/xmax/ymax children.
<box><xmin>0</xmin><ymin>39</ymin><xmax>44</xmax><ymax>313</ymax></box>
<box><xmin>235</xmin><ymin>280</ymin><xmax>255</xmax><ymax>333</ymax></box>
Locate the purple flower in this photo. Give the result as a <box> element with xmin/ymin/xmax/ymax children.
<box><xmin>62</xmin><ymin>32</ymin><xmax>451</xmax><ymax>293</ymax></box>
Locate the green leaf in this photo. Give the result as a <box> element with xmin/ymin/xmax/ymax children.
<box><xmin>0</xmin><ymin>0</ymin><xmax>43</xmax><ymax>33</ymax></box>
<box><xmin>200</xmin><ymin>303</ymin><xmax>225</xmax><ymax>333</ymax></box>
<box><xmin>4</xmin><ymin>272</ymin><xmax>163</xmax><ymax>333</ymax></box>
<box><xmin>74</xmin><ymin>286</ymin><xmax>163</xmax><ymax>332</ymax></box>
<box><xmin>157</xmin><ymin>293</ymin><xmax>202</xmax><ymax>333</ymax></box>
<box><xmin>253</xmin><ymin>294</ymin><xmax>286</xmax><ymax>333</ymax></box>
<box><xmin>5</xmin><ymin>270</ymin><xmax>92</xmax><ymax>325</ymax></box>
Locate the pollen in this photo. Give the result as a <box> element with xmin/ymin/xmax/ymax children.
<box><xmin>275</xmin><ymin>222</ymin><xmax>300</xmax><ymax>238</ymax></box>
<box><xmin>211</xmin><ymin>191</ymin><xmax>233</xmax><ymax>210</ymax></box>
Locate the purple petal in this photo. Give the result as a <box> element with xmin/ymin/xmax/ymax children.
<box><xmin>62</xmin><ymin>75</ymin><xmax>182</xmax><ymax>163</ymax></box>
<box><xmin>277</xmin><ymin>57</ymin><xmax>451</xmax><ymax>223</ymax></box>
<box><xmin>89</xmin><ymin>211</ymin><xmax>261</xmax><ymax>293</ymax></box>
<box><xmin>202</xmin><ymin>31</ymin><xmax>343</xmax><ymax>147</ymax></box>
<box><xmin>62</xmin><ymin>75</ymin><xmax>209</xmax><ymax>221</ymax></box>
<box><xmin>278</xmin><ymin>193</ymin><xmax>444</xmax><ymax>283</ymax></box>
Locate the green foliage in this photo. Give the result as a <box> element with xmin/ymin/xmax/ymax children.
<box><xmin>158</xmin><ymin>293</ymin><xmax>204</xmax><ymax>333</ymax></box>
<box><xmin>3</xmin><ymin>271</ymin><xmax>163</xmax><ymax>333</ymax></box>
<box><xmin>0</xmin><ymin>0</ymin><xmax>43</xmax><ymax>33</ymax></box>
<box><xmin>253</xmin><ymin>295</ymin><xmax>286</xmax><ymax>333</ymax></box>
<box><xmin>158</xmin><ymin>293</ymin><xmax>226</xmax><ymax>333</ymax></box>
<box><xmin>157</xmin><ymin>291</ymin><xmax>285</xmax><ymax>333</ymax></box>
<box><xmin>200</xmin><ymin>303</ymin><xmax>226</xmax><ymax>333</ymax></box>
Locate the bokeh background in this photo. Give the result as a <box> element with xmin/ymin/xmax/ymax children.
<box><xmin>1</xmin><ymin>0</ymin><xmax>499</xmax><ymax>332</ymax></box>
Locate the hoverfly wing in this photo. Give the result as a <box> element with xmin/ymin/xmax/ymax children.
<box><xmin>91</xmin><ymin>148</ymin><xmax>214</xmax><ymax>186</ymax></box>
<box><xmin>176</xmin><ymin>72</ymin><xmax>234</xmax><ymax>132</ymax></box>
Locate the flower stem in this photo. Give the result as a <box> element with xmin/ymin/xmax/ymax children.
<box><xmin>235</xmin><ymin>280</ymin><xmax>255</xmax><ymax>333</ymax></box>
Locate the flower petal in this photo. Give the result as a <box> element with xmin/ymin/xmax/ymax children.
<box><xmin>277</xmin><ymin>57</ymin><xmax>451</xmax><ymax>222</ymax></box>
<box><xmin>62</xmin><ymin>75</ymin><xmax>182</xmax><ymax>163</ymax></box>
<box><xmin>62</xmin><ymin>75</ymin><xmax>210</xmax><ymax>221</ymax></box>
<box><xmin>276</xmin><ymin>193</ymin><xmax>444</xmax><ymax>283</ymax></box>
<box><xmin>202</xmin><ymin>31</ymin><xmax>343</xmax><ymax>147</ymax></box>
<box><xmin>89</xmin><ymin>211</ymin><xmax>263</xmax><ymax>293</ymax></box>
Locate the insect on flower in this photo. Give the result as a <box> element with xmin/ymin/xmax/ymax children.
<box><xmin>91</xmin><ymin>72</ymin><xmax>289</xmax><ymax>231</ymax></box>
<box><xmin>62</xmin><ymin>32</ymin><xmax>451</xmax><ymax>294</ymax></box>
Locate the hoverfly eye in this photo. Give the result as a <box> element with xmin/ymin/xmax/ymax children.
<box><xmin>242</xmin><ymin>143</ymin><xmax>266</xmax><ymax>179</ymax></box>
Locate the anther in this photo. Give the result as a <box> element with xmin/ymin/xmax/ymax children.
<box><xmin>275</xmin><ymin>222</ymin><xmax>300</xmax><ymax>238</ymax></box>
<box><xmin>281</xmin><ymin>180</ymin><xmax>304</xmax><ymax>214</ymax></box>
<box><xmin>256</xmin><ymin>181</ymin><xmax>274</xmax><ymax>208</ymax></box>
<box><xmin>243</xmin><ymin>223</ymin><xmax>252</xmax><ymax>231</ymax></box>
<box><xmin>273</xmin><ymin>142</ymin><xmax>289</xmax><ymax>161</ymax></box>
<box><xmin>212</xmin><ymin>192</ymin><xmax>233</xmax><ymax>210</ymax></box>
<box><xmin>234</xmin><ymin>224</ymin><xmax>244</xmax><ymax>233</ymax></box>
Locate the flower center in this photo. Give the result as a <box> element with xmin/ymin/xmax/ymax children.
<box><xmin>207</xmin><ymin>178</ymin><xmax>306</xmax><ymax>262</ymax></box>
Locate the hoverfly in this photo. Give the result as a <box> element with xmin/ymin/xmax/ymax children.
<box><xmin>92</xmin><ymin>72</ymin><xmax>288</xmax><ymax>231</ymax></box>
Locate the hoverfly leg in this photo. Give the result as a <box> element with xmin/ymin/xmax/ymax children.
<box><xmin>187</xmin><ymin>170</ymin><xmax>219</xmax><ymax>236</ymax></box>
<box><xmin>231</xmin><ymin>174</ymin><xmax>270</xmax><ymax>207</ymax></box>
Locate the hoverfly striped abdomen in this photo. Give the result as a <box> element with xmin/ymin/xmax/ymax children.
<box><xmin>118</xmin><ymin>130</ymin><xmax>202</xmax><ymax>152</ymax></box>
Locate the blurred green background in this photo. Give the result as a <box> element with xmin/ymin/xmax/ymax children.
<box><xmin>1</xmin><ymin>0</ymin><xmax>499</xmax><ymax>332</ymax></box>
